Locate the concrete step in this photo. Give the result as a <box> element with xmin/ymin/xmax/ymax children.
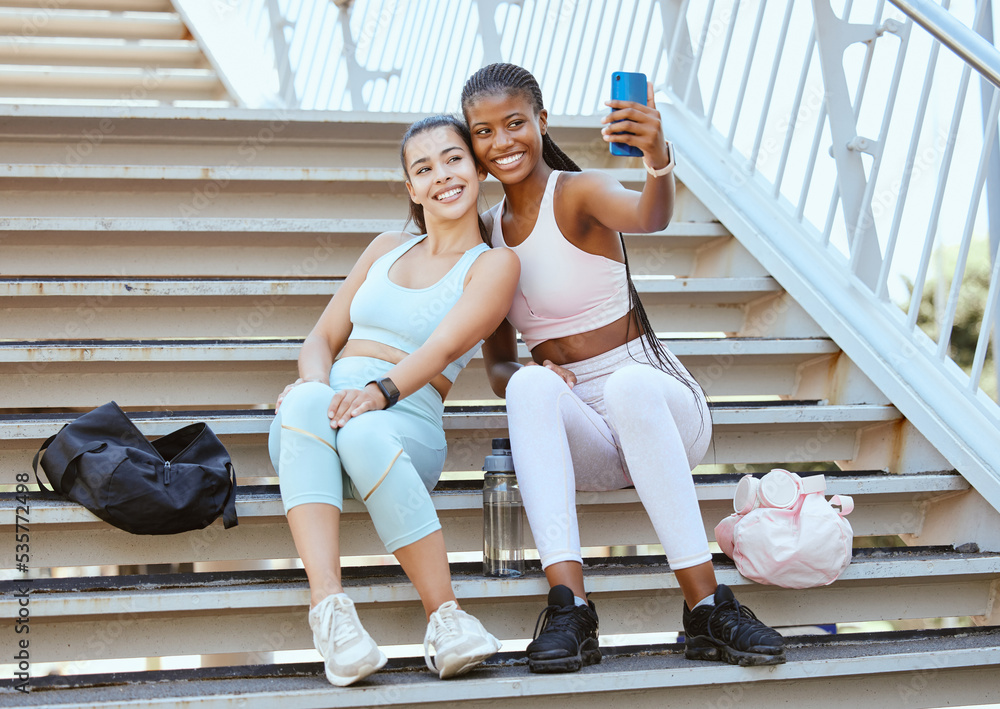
<box><xmin>0</xmin><ymin>217</ymin><xmax>736</xmax><ymax>279</ymax></box>
<box><xmin>0</xmin><ymin>65</ymin><xmax>224</xmax><ymax>101</ymax></box>
<box><xmin>1</xmin><ymin>276</ymin><xmax>778</xmax><ymax>298</ymax></box>
<box><xmin>0</xmin><ymin>8</ymin><xmax>186</xmax><ymax>39</ymax></box>
<box><xmin>1</xmin><ymin>548</ymin><xmax>997</xmax><ymax>663</ymax></box>
<box><xmin>6</xmin><ymin>627</ymin><xmax>998</xmax><ymax>709</ymax></box>
<box><xmin>0</xmin><ymin>337</ymin><xmax>840</xmax><ymax>406</ymax></box>
<box><xmin>0</xmin><ymin>164</ymin><xmax>653</xmax><ymax>206</ymax></box>
<box><xmin>0</xmin><ymin>106</ymin><xmax>701</xmax><ymax>181</ymax></box>
<box><xmin>0</xmin><ymin>36</ymin><xmax>206</xmax><ymax>68</ymax></box>
<box><xmin>1</xmin><ymin>0</ymin><xmax>171</xmax><ymax>10</ymax></box>
<box><xmin>0</xmin><ymin>471</ymin><xmax>969</xmax><ymax>567</ymax></box>
<box><xmin>0</xmin><ymin>276</ymin><xmax>782</xmax><ymax>340</ymax></box>
<box><xmin>3</xmin><ymin>165</ymin><xmax>661</xmax><ymax>193</ymax></box>
<box><xmin>0</xmin><ymin>402</ymin><xmax>904</xmax><ymax>483</ymax></box>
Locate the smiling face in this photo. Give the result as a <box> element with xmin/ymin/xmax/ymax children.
<box><xmin>402</xmin><ymin>124</ymin><xmax>486</xmax><ymax>223</ymax></box>
<box><xmin>464</xmin><ymin>90</ymin><xmax>548</xmax><ymax>185</ymax></box>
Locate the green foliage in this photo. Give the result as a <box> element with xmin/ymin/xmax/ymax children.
<box><xmin>901</xmin><ymin>238</ymin><xmax>997</xmax><ymax>402</ymax></box>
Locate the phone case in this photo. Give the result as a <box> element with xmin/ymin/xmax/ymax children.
<box><xmin>610</xmin><ymin>71</ymin><xmax>647</xmax><ymax>157</ymax></box>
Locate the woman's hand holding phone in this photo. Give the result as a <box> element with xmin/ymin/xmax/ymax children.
<box><xmin>602</xmin><ymin>78</ymin><xmax>671</xmax><ymax>171</ymax></box>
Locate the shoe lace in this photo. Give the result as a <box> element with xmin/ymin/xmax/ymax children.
<box><xmin>433</xmin><ymin>606</ymin><xmax>462</xmax><ymax>639</ymax></box>
<box><xmin>331</xmin><ymin>598</ymin><xmax>361</xmax><ymax>645</ymax></box>
<box><xmin>706</xmin><ymin>597</ymin><xmax>762</xmax><ymax>642</ymax></box>
<box><xmin>423</xmin><ymin>604</ymin><xmax>461</xmax><ymax>672</ymax></box>
<box><xmin>531</xmin><ymin>603</ymin><xmax>590</xmax><ymax>641</ymax></box>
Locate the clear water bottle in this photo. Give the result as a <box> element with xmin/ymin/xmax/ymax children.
<box><xmin>483</xmin><ymin>438</ymin><xmax>524</xmax><ymax>578</ymax></box>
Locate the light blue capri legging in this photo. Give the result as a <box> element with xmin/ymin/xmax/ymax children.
<box><xmin>268</xmin><ymin>356</ymin><xmax>447</xmax><ymax>553</ymax></box>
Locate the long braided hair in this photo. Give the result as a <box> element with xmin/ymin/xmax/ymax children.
<box><xmin>461</xmin><ymin>63</ymin><xmax>707</xmax><ymax>415</ymax></box>
<box><xmin>399</xmin><ymin>115</ymin><xmax>489</xmax><ymax>245</ymax></box>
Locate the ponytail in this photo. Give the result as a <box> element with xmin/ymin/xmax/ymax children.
<box><xmin>542</xmin><ymin>133</ymin><xmax>581</xmax><ymax>172</ymax></box>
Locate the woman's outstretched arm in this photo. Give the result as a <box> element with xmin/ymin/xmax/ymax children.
<box><xmin>567</xmin><ymin>82</ymin><xmax>675</xmax><ymax>235</ymax></box>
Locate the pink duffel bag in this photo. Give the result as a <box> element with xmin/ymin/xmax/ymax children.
<box><xmin>714</xmin><ymin>469</ymin><xmax>854</xmax><ymax>589</ymax></box>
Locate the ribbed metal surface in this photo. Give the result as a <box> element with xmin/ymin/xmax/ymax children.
<box><xmin>1</xmin><ymin>551</ymin><xmax>998</xmax><ymax>664</ymax></box>
<box><xmin>3</xmin><ymin>627</ymin><xmax>999</xmax><ymax>709</ymax></box>
<box><xmin>0</xmin><ymin>472</ymin><xmax>970</xmax><ymax>566</ymax></box>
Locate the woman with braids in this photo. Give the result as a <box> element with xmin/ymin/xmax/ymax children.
<box><xmin>269</xmin><ymin>115</ymin><xmax>517</xmax><ymax>685</ymax></box>
<box><xmin>461</xmin><ymin>63</ymin><xmax>785</xmax><ymax>672</ymax></box>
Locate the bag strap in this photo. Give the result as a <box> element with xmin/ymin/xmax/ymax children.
<box><xmin>32</xmin><ymin>434</ymin><xmax>105</xmax><ymax>495</ymax></box>
<box><xmin>801</xmin><ymin>473</ymin><xmax>826</xmax><ymax>495</ymax></box>
<box><xmin>830</xmin><ymin>494</ymin><xmax>854</xmax><ymax>516</ymax></box>
<box><xmin>31</xmin><ymin>433</ymin><xmax>59</xmax><ymax>492</ymax></box>
<box><xmin>220</xmin><ymin>461</ymin><xmax>239</xmax><ymax>529</ymax></box>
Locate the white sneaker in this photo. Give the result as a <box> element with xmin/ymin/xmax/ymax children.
<box><xmin>423</xmin><ymin>601</ymin><xmax>501</xmax><ymax>679</ymax></box>
<box><xmin>308</xmin><ymin>593</ymin><xmax>387</xmax><ymax>686</ymax></box>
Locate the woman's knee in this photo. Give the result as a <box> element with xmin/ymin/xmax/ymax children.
<box><xmin>269</xmin><ymin>383</ymin><xmax>340</xmax><ymax>484</ymax></box>
<box><xmin>335</xmin><ymin>412</ymin><xmax>396</xmax><ymax>458</ymax></box>
<box><xmin>605</xmin><ymin>364</ymin><xmax>660</xmax><ymax>400</ymax></box>
<box><xmin>506</xmin><ymin>365</ymin><xmax>569</xmax><ymax>407</ymax></box>
<box><xmin>335</xmin><ymin>413</ymin><xmax>402</xmax><ymax>485</ymax></box>
<box><xmin>605</xmin><ymin>365</ymin><xmax>686</xmax><ymax>415</ymax></box>
<box><xmin>278</xmin><ymin>381</ymin><xmax>335</xmax><ymax>428</ymax></box>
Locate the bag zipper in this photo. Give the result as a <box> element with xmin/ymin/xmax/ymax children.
<box><xmin>153</xmin><ymin>422</ymin><xmax>208</xmax><ymax>480</ymax></box>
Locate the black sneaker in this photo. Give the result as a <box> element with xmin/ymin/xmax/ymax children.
<box><xmin>526</xmin><ymin>585</ymin><xmax>601</xmax><ymax>673</ymax></box>
<box><xmin>682</xmin><ymin>584</ymin><xmax>786</xmax><ymax>666</ymax></box>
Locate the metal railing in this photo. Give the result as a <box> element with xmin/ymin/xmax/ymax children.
<box><xmin>230</xmin><ymin>0</ymin><xmax>1000</xmax><ymax>428</ymax></box>
<box><xmin>237</xmin><ymin>0</ymin><xmax>685</xmax><ymax>114</ymax></box>
<box><xmin>653</xmin><ymin>0</ymin><xmax>1000</xmax><ymax>501</ymax></box>
<box><xmin>656</xmin><ymin>0</ymin><xmax>1000</xmax><ymax>411</ymax></box>
<box><xmin>242</xmin><ymin>0</ymin><xmax>1000</xmax><ymax>403</ymax></box>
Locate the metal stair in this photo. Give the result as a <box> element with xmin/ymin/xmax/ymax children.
<box><xmin>0</xmin><ymin>0</ymin><xmax>231</xmax><ymax>105</ymax></box>
<box><xmin>0</xmin><ymin>337</ymin><xmax>840</xmax><ymax>408</ymax></box>
<box><xmin>1</xmin><ymin>105</ymin><xmax>998</xmax><ymax>707</ymax></box>
<box><xmin>2</xmin><ymin>548</ymin><xmax>999</xmax><ymax>664</ymax></box>
<box><xmin>5</xmin><ymin>627</ymin><xmax>999</xmax><ymax>709</ymax></box>
<box><xmin>0</xmin><ymin>471</ymin><xmax>971</xmax><ymax>567</ymax></box>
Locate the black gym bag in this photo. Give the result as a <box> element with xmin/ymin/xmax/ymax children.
<box><xmin>32</xmin><ymin>401</ymin><xmax>238</xmax><ymax>534</ymax></box>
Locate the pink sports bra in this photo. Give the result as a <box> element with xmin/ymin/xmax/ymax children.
<box><xmin>488</xmin><ymin>170</ymin><xmax>630</xmax><ymax>350</ymax></box>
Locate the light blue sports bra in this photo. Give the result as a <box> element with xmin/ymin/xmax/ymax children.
<box><xmin>348</xmin><ymin>234</ymin><xmax>491</xmax><ymax>382</ymax></box>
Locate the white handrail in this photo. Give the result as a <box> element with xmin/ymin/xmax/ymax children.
<box><xmin>655</xmin><ymin>0</ymin><xmax>1000</xmax><ymax>503</ymax></box>
<box><xmin>889</xmin><ymin>0</ymin><xmax>1000</xmax><ymax>88</ymax></box>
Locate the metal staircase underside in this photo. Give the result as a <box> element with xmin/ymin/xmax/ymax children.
<box><xmin>0</xmin><ymin>0</ymin><xmax>232</xmax><ymax>105</ymax></box>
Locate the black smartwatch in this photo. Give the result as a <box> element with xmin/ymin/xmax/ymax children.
<box><xmin>366</xmin><ymin>377</ymin><xmax>400</xmax><ymax>409</ymax></box>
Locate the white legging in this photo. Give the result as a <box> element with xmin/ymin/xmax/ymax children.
<box><xmin>506</xmin><ymin>337</ymin><xmax>713</xmax><ymax>571</ymax></box>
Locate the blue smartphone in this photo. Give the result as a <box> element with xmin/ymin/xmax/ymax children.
<box><xmin>610</xmin><ymin>71</ymin><xmax>647</xmax><ymax>157</ymax></box>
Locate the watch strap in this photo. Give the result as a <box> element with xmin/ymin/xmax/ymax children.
<box><xmin>644</xmin><ymin>141</ymin><xmax>675</xmax><ymax>177</ymax></box>
<box><xmin>367</xmin><ymin>377</ymin><xmax>400</xmax><ymax>409</ymax></box>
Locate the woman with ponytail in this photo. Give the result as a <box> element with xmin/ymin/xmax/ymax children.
<box><xmin>461</xmin><ymin>64</ymin><xmax>784</xmax><ymax>672</ymax></box>
<box><xmin>268</xmin><ymin>115</ymin><xmax>517</xmax><ymax>686</ymax></box>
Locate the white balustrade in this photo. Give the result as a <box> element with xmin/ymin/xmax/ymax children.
<box><xmin>215</xmin><ymin>0</ymin><xmax>1000</xmax><ymax>469</ymax></box>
